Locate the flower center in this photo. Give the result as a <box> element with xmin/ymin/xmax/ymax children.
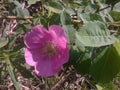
<box><xmin>43</xmin><ymin>42</ymin><xmax>56</xmax><ymax>57</ymax></box>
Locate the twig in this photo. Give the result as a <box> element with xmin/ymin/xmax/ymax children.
<box><xmin>73</xmin><ymin>19</ymin><xmax>81</xmax><ymax>23</ymax></box>
<box><xmin>0</xmin><ymin>2</ymin><xmax>9</xmax><ymax>4</ymax></box>
<box><xmin>50</xmin><ymin>66</ymin><xmax>74</xmax><ymax>90</ymax></box>
<box><xmin>108</xmin><ymin>22</ymin><xmax>120</xmax><ymax>27</ymax></box>
<box><xmin>109</xmin><ymin>30</ymin><xmax>118</xmax><ymax>33</ymax></box>
<box><xmin>0</xmin><ymin>16</ymin><xmax>33</xmax><ymax>20</ymax></box>
<box><xmin>50</xmin><ymin>76</ymin><xmax>66</xmax><ymax>90</ymax></box>
<box><xmin>99</xmin><ymin>5</ymin><xmax>111</xmax><ymax>12</ymax></box>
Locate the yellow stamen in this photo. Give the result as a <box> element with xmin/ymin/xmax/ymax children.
<box><xmin>44</xmin><ymin>43</ymin><xmax>56</xmax><ymax>57</ymax></box>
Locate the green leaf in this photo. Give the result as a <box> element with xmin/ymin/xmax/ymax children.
<box><xmin>79</xmin><ymin>13</ymin><xmax>104</xmax><ymax>23</ymax></box>
<box><xmin>76</xmin><ymin>21</ymin><xmax>115</xmax><ymax>47</ymax></box>
<box><xmin>11</xmin><ymin>56</ymin><xmax>33</xmax><ymax>78</ymax></box>
<box><xmin>96</xmin><ymin>82</ymin><xmax>116</xmax><ymax>90</ymax></box>
<box><xmin>49</xmin><ymin>13</ymin><xmax>60</xmax><ymax>25</ymax></box>
<box><xmin>105</xmin><ymin>0</ymin><xmax>120</xmax><ymax>6</ymax></box>
<box><xmin>45</xmin><ymin>1</ymin><xmax>63</xmax><ymax>13</ymax></box>
<box><xmin>84</xmin><ymin>4</ymin><xmax>99</xmax><ymax>13</ymax></box>
<box><xmin>15</xmin><ymin>7</ymin><xmax>30</xmax><ymax>17</ymax></box>
<box><xmin>110</xmin><ymin>11</ymin><xmax>120</xmax><ymax>21</ymax></box>
<box><xmin>60</xmin><ymin>11</ymin><xmax>71</xmax><ymax>25</ymax></box>
<box><xmin>113</xmin><ymin>41</ymin><xmax>120</xmax><ymax>55</ymax></box>
<box><xmin>62</xmin><ymin>25</ymin><xmax>76</xmax><ymax>45</ymax></box>
<box><xmin>33</xmin><ymin>17</ymin><xmax>42</xmax><ymax>25</ymax></box>
<box><xmin>113</xmin><ymin>2</ymin><xmax>120</xmax><ymax>12</ymax></box>
<box><xmin>8</xmin><ymin>0</ymin><xmax>21</xmax><ymax>7</ymax></box>
<box><xmin>27</xmin><ymin>0</ymin><xmax>40</xmax><ymax>5</ymax></box>
<box><xmin>70</xmin><ymin>47</ymin><xmax>92</xmax><ymax>74</ymax></box>
<box><xmin>16</xmin><ymin>23</ymin><xmax>31</xmax><ymax>34</ymax></box>
<box><xmin>74</xmin><ymin>59</ymin><xmax>91</xmax><ymax>74</ymax></box>
<box><xmin>90</xmin><ymin>46</ymin><xmax>120</xmax><ymax>83</ymax></box>
<box><xmin>74</xmin><ymin>48</ymin><xmax>92</xmax><ymax>74</ymax></box>
<box><xmin>65</xmin><ymin>7</ymin><xmax>75</xmax><ymax>15</ymax></box>
<box><xmin>75</xmin><ymin>39</ymin><xmax>85</xmax><ymax>52</ymax></box>
<box><xmin>74</xmin><ymin>58</ymin><xmax>91</xmax><ymax>74</ymax></box>
<box><xmin>0</xmin><ymin>37</ymin><xmax>8</xmax><ymax>48</ymax></box>
<box><xmin>96</xmin><ymin>84</ymin><xmax>103</xmax><ymax>90</ymax></box>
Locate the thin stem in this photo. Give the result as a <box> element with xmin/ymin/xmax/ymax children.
<box><xmin>4</xmin><ymin>54</ymin><xmax>21</xmax><ymax>90</ymax></box>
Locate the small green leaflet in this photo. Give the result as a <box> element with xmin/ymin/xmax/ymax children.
<box><xmin>0</xmin><ymin>37</ymin><xmax>8</xmax><ymax>48</ymax></box>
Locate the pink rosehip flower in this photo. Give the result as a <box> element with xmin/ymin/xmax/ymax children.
<box><xmin>24</xmin><ymin>25</ymin><xmax>69</xmax><ymax>77</ymax></box>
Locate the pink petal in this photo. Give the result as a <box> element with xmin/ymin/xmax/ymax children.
<box><xmin>34</xmin><ymin>57</ymin><xmax>61</xmax><ymax>77</ymax></box>
<box><xmin>24</xmin><ymin>47</ymin><xmax>45</xmax><ymax>66</ymax></box>
<box><xmin>49</xmin><ymin>25</ymin><xmax>67</xmax><ymax>48</ymax></box>
<box><xmin>24</xmin><ymin>25</ymin><xmax>48</xmax><ymax>48</ymax></box>
<box><xmin>24</xmin><ymin>48</ymin><xmax>36</xmax><ymax>66</ymax></box>
<box><xmin>49</xmin><ymin>25</ymin><xmax>67</xmax><ymax>39</ymax></box>
<box><xmin>52</xmin><ymin>45</ymin><xmax>69</xmax><ymax>70</ymax></box>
